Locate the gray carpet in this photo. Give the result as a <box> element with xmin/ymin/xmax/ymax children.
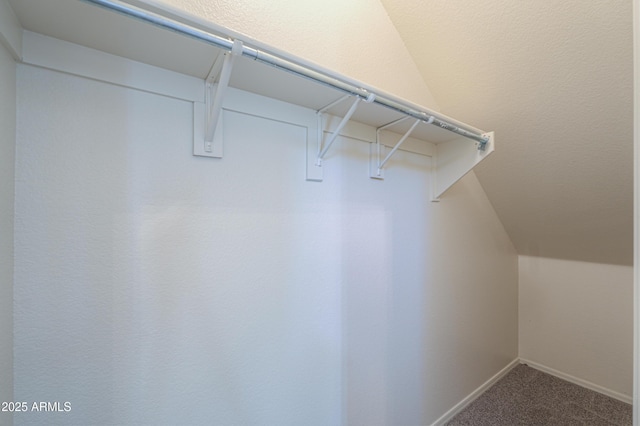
<box><xmin>446</xmin><ymin>364</ymin><xmax>632</xmax><ymax>425</ymax></box>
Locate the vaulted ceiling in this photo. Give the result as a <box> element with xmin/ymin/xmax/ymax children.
<box><xmin>380</xmin><ymin>0</ymin><xmax>634</xmax><ymax>265</ymax></box>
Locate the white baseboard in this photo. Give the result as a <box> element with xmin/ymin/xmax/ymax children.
<box><xmin>520</xmin><ymin>358</ymin><xmax>633</xmax><ymax>405</ymax></box>
<box><xmin>431</xmin><ymin>357</ymin><xmax>632</xmax><ymax>426</ymax></box>
<box><xmin>430</xmin><ymin>358</ymin><xmax>520</xmax><ymax>426</ymax></box>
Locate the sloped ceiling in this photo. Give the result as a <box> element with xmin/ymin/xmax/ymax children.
<box><xmin>380</xmin><ymin>0</ymin><xmax>633</xmax><ymax>266</ymax></box>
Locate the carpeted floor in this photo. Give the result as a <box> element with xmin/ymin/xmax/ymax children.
<box><xmin>446</xmin><ymin>364</ymin><xmax>632</xmax><ymax>425</ymax></box>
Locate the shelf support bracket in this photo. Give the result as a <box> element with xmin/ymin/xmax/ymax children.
<box><xmin>194</xmin><ymin>39</ymin><xmax>243</xmax><ymax>158</ymax></box>
<box><xmin>206</xmin><ymin>39</ymin><xmax>243</xmax><ymax>147</ymax></box>
<box><xmin>316</xmin><ymin>93</ymin><xmax>375</xmax><ymax>166</ymax></box>
<box><xmin>477</xmin><ymin>134</ymin><xmax>490</xmax><ymax>151</ymax></box>
<box><xmin>370</xmin><ymin>116</ymin><xmax>430</xmax><ymax>179</ymax></box>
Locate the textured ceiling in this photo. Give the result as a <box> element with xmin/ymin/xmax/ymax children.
<box><xmin>380</xmin><ymin>0</ymin><xmax>634</xmax><ymax>265</ymax></box>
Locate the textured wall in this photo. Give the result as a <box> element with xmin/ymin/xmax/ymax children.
<box><xmin>519</xmin><ymin>255</ymin><xmax>633</xmax><ymax>398</ymax></box>
<box><xmin>144</xmin><ymin>0</ymin><xmax>439</xmax><ymax>111</ymax></box>
<box><xmin>0</xmin><ymin>38</ymin><xmax>16</xmax><ymax>426</ymax></box>
<box><xmin>14</xmin><ymin>61</ymin><xmax>518</xmax><ymax>425</ymax></box>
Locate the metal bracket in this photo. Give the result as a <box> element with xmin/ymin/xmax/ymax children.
<box><xmin>369</xmin><ymin>116</ymin><xmax>428</xmax><ymax>179</ymax></box>
<box><xmin>315</xmin><ymin>92</ymin><xmax>375</xmax><ymax>166</ymax></box>
<box><xmin>306</xmin><ymin>92</ymin><xmax>374</xmax><ymax>181</ymax></box>
<box><xmin>477</xmin><ymin>134</ymin><xmax>490</xmax><ymax>151</ymax></box>
<box><xmin>193</xmin><ymin>39</ymin><xmax>243</xmax><ymax>158</ymax></box>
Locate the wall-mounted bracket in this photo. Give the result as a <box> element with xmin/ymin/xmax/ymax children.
<box><xmin>316</xmin><ymin>93</ymin><xmax>375</xmax><ymax>165</ymax></box>
<box><xmin>306</xmin><ymin>92</ymin><xmax>374</xmax><ymax>181</ymax></box>
<box><xmin>193</xmin><ymin>39</ymin><xmax>243</xmax><ymax>158</ymax></box>
<box><xmin>477</xmin><ymin>134</ymin><xmax>490</xmax><ymax>152</ymax></box>
<box><xmin>369</xmin><ymin>116</ymin><xmax>430</xmax><ymax>180</ymax></box>
<box><xmin>431</xmin><ymin>131</ymin><xmax>495</xmax><ymax>201</ymax></box>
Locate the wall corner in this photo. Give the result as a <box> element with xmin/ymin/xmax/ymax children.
<box><xmin>0</xmin><ymin>0</ymin><xmax>22</xmax><ymax>61</ymax></box>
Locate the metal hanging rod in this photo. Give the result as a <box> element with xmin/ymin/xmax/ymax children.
<box><xmin>82</xmin><ymin>0</ymin><xmax>489</xmax><ymax>148</ymax></box>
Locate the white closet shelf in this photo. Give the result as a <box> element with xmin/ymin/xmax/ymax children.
<box><xmin>7</xmin><ymin>0</ymin><xmax>495</xmax><ymax>199</ymax></box>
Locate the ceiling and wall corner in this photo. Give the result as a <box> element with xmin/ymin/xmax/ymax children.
<box><xmin>380</xmin><ymin>0</ymin><xmax>634</xmax><ymax>266</ymax></box>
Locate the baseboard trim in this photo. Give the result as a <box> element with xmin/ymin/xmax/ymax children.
<box><xmin>431</xmin><ymin>357</ymin><xmax>632</xmax><ymax>426</ymax></box>
<box><xmin>519</xmin><ymin>358</ymin><xmax>632</xmax><ymax>405</ymax></box>
<box><xmin>430</xmin><ymin>358</ymin><xmax>520</xmax><ymax>426</ymax></box>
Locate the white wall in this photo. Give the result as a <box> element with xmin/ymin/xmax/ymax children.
<box><xmin>633</xmin><ymin>0</ymin><xmax>640</xmax><ymax>419</ymax></box>
<box><xmin>151</xmin><ymin>0</ymin><xmax>636</xmax><ymax>416</ymax></box>
<box><xmin>11</xmin><ymin>0</ymin><xmax>518</xmax><ymax>424</ymax></box>
<box><xmin>519</xmin><ymin>255</ymin><xmax>633</xmax><ymax>400</ymax></box>
<box><xmin>0</xmin><ymin>35</ymin><xmax>16</xmax><ymax>426</ymax></box>
<box><xmin>13</xmin><ymin>53</ymin><xmax>518</xmax><ymax>424</ymax></box>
